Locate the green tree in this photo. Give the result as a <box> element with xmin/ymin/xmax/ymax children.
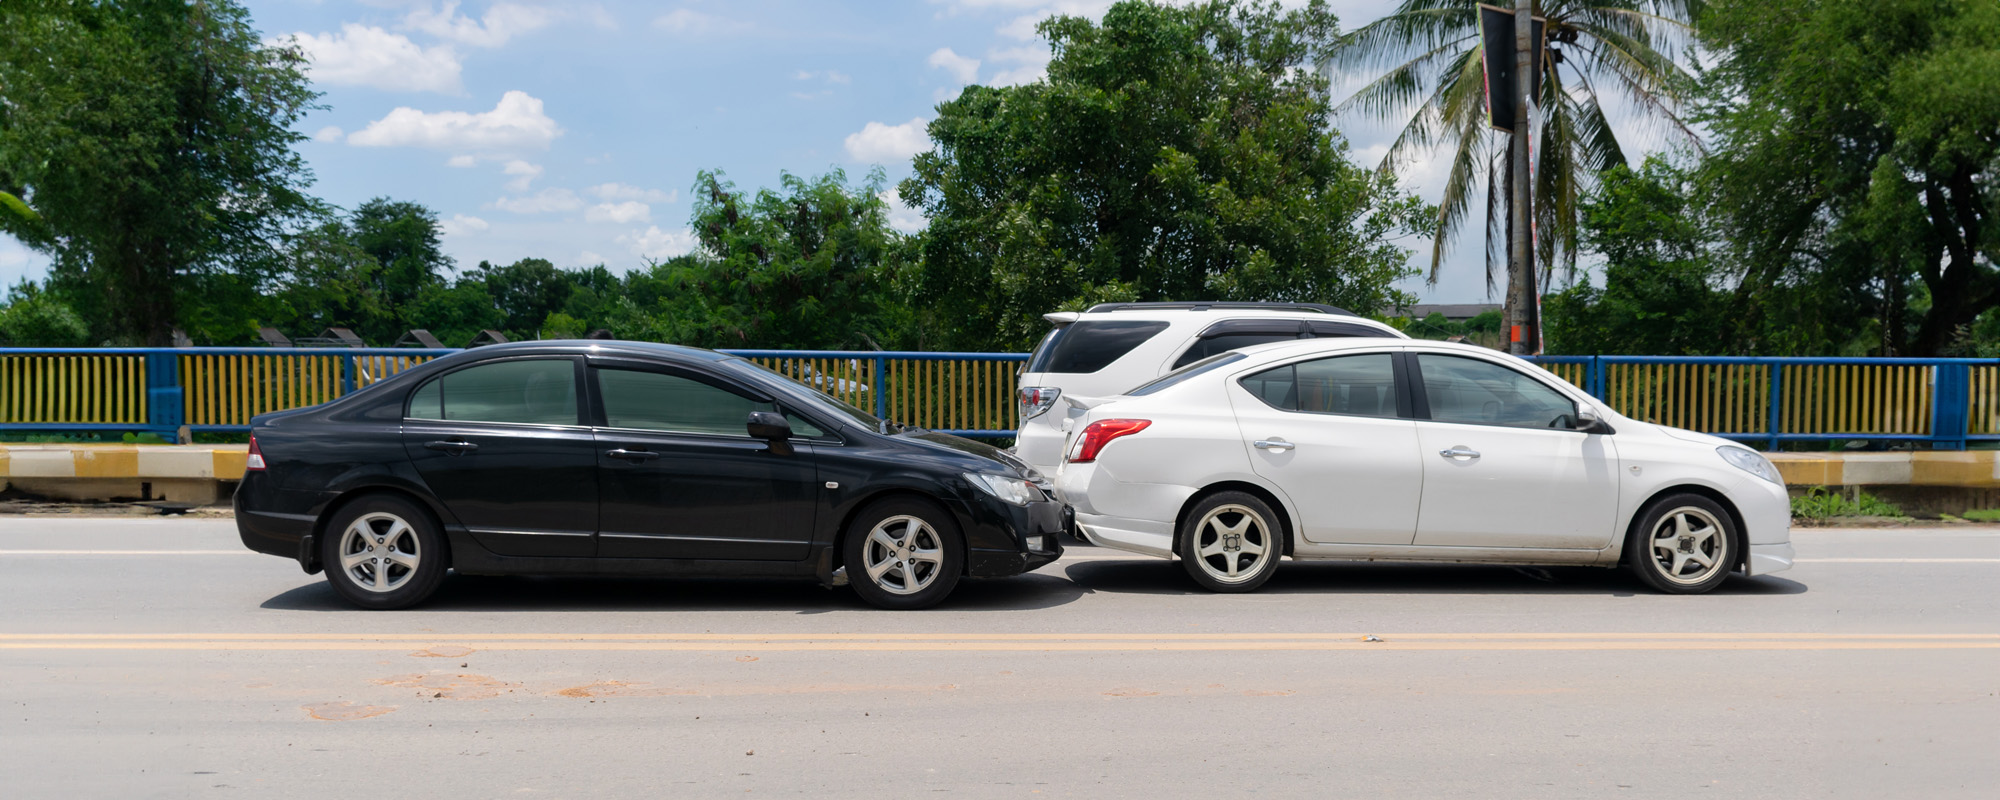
<box><xmin>0</xmin><ymin>283</ymin><xmax>92</xmax><ymax>346</ymax></box>
<box><xmin>470</xmin><ymin>258</ymin><xmax>573</xmax><ymax>339</ymax></box>
<box><xmin>351</xmin><ymin>197</ymin><xmax>454</xmax><ymax>332</ymax></box>
<box><xmin>1699</xmin><ymin>0</ymin><xmax>2000</xmax><ymax>356</ymax></box>
<box><xmin>901</xmin><ymin>0</ymin><xmax>1430</xmax><ymax>351</ymax></box>
<box><xmin>607</xmin><ymin>169</ymin><xmax>913</xmax><ymax>350</ymax></box>
<box><xmin>1543</xmin><ymin>158</ymin><xmax>1731</xmax><ymax>354</ymax></box>
<box><xmin>0</xmin><ymin>0</ymin><xmax>322</xmax><ymax>345</ymax></box>
<box><xmin>1330</xmin><ymin>0</ymin><xmax>1701</xmax><ymax>287</ymax></box>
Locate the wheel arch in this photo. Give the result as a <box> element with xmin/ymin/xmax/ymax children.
<box><xmin>313</xmin><ymin>485</ymin><xmax>456</xmax><ymax>570</ymax></box>
<box><xmin>829</xmin><ymin>488</ymin><xmax>969</xmax><ymax>575</ymax></box>
<box><xmin>1622</xmin><ymin>484</ymin><xmax>1748</xmax><ymax>569</ymax></box>
<box><xmin>1174</xmin><ymin>480</ymin><xmax>1296</xmax><ymax>557</ymax></box>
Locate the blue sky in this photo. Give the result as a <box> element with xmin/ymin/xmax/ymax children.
<box><xmin>1</xmin><ymin>0</ymin><xmax>1649</xmax><ymax>307</ymax></box>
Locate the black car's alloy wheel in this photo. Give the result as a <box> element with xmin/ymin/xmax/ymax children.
<box><xmin>321</xmin><ymin>494</ymin><xmax>448</xmax><ymax>610</ymax></box>
<box><xmin>844</xmin><ymin>497</ymin><xmax>963</xmax><ymax>610</ymax></box>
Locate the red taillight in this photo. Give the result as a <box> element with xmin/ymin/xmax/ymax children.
<box><xmin>1018</xmin><ymin>386</ymin><xmax>1061</xmax><ymax>421</ymax></box>
<box><xmin>245</xmin><ymin>435</ymin><xmax>266</xmax><ymax>471</ymax></box>
<box><xmin>1068</xmin><ymin>419</ymin><xmax>1151</xmax><ymax>463</ymax></box>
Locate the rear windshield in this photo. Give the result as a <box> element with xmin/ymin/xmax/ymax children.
<box><xmin>1128</xmin><ymin>352</ymin><xmax>1246</xmax><ymax>396</ymax></box>
<box><xmin>1025</xmin><ymin>320</ymin><xmax>1170</xmax><ymax>374</ymax></box>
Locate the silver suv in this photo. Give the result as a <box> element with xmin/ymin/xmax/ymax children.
<box><xmin>1012</xmin><ymin>302</ymin><xmax>1407</xmax><ymax>477</ymax></box>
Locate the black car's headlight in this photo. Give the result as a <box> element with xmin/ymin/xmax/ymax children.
<box><xmin>963</xmin><ymin>472</ymin><xmax>1039</xmax><ymax>506</ymax></box>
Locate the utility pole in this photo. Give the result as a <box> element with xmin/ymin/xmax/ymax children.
<box><xmin>1507</xmin><ymin>0</ymin><xmax>1537</xmax><ymax>355</ymax></box>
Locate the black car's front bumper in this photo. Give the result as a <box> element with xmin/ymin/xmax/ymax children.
<box><xmin>963</xmin><ymin>495</ymin><xmax>1068</xmax><ymax>577</ymax></box>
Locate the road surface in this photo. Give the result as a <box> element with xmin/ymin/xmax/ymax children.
<box><xmin>2</xmin><ymin>518</ymin><xmax>1995</xmax><ymax>798</ymax></box>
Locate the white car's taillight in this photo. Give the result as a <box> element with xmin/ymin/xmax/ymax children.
<box><xmin>245</xmin><ymin>435</ymin><xmax>267</xmax><ymax>471</ymax></box>
<box><xmin>1018</xmin><ymin>386</ymin><xmax>1061</xmax><ymax>422</ymax></box>
<box><xmin>1068</xmin><ymin>419</ymin><xmax>1151</xmax><ymax>463</ymax></box>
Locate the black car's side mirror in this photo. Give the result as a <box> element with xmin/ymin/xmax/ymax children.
<box><xmin>747</xmin><ymin>411</ymin><xmax>795</xmax><ymax>455</ymax></box>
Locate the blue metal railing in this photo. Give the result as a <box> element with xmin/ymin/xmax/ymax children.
<box><xmin>0</xmin><ymin>347</ymin><xmax>1992</xmax><ymax>448</ymax></box>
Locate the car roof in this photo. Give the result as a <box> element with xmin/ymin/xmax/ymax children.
<box><xmin>445</xmin><ymin>339</ymin><xmax>734</xmax><ymax>363</ymax></box>
<box><xmin>1218</xmin><ymin>335</ymin><xmax>1518</xmax><ymax>364</ymax></box>
<box><xmin>1051</xmin><ymin>305</ymin><xmax>1406</xmax><ymax>336</ymax></box>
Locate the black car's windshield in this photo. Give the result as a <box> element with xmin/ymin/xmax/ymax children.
<box><xmin>730</xmin><ymin>358</ymin><xmax>895</xmax><ymax>432</ymax></box>
<box><xmin>1127</xmin><ymin>352</ymin><xmax>1247</xmax><ymax>396</ymax></box>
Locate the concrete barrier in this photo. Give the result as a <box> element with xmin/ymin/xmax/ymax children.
<box><xmin>3</xmin><ymin>444</ymin><xmax>1997</xmax><ymax>509</ymax></box>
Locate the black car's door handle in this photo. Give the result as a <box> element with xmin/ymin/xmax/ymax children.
<box><xmin>424</xmin><ymin>439</ymin><xmax>478</xmax><ymax>454</ymax></box>
<box><xmin>605</xmin><ymin>448</ymin><xmax>660</xmax><ymax>462</ymax></box>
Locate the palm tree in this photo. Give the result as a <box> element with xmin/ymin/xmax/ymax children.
<box><xmin>1330</xmin><ymin>0</ymin><xmax>1702</xmax><ymax>291</ymax></box>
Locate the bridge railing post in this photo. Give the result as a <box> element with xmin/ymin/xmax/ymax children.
<box><xmin>144</xmin><ymin>351</ymin><xmax>183</xmax><ymax>438</ymax></box>
<box><xmin>1932</xmin><ymin>363</ymin><xmax>1970</xmax><ymax>451</ymax></box>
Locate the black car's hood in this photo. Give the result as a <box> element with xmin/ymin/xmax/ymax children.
<box><xmin>898</xmin><ymin>430</ymin><xmax>1039</xmax><ymax>479</ymax></box>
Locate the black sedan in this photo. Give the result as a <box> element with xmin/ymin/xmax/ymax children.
<box><xmin>234</xmin><ymin>341</ymin><xmax>1065</xmax><ymax>609</ymax></box>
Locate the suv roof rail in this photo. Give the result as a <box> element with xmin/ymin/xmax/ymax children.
<box><xmin>1083</xmin><ymin>301</ymin><xmax>1356</xmax><ymax>317</ymax></box>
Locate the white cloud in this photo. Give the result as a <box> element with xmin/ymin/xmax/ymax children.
<box><xmin>312</xmin><ymin>126</ymin><xmax>344</xmax><ymax>142</ymax></box>
<box><xmin>880</xmin><ymin>190</ymin><xmax>927</xmax><ymax>234</ymax></box>
<box><xmin>446</xmin><ymin>154</ymin><xmax>478</xmax><ymax>167</ymax></box>
<box><xmin>491</xmin><ymin>188</ymin><xmax>582</xmax><ymax>214</ymax></box>
<box><xmin>502</xmin><ymin>159</ymin><xmax>543</xmax><ymax>191</ymax></box>
<box><xmin>577</xmin><ymin>250</ymin><xmax>607</xmax><ymax>267</ymax></box>
<box><xmin>586</xmin><ymin>183</ymin><xmax>676</xmax><ymax>203</ymax></box>
<box><xmin>794</xmin><ymin>69</ymin><xmax>816</xmax><ymax>80</ymax></box>
<box><xmin>844</xmin><ymin>118</ymin><xmax>931</xmax><ymax>163</ymax></box>
<box><xmin>986</xmin><ymin>45</ymin><xmax>1050</xmax><ymax>86</ymax></box>
<box><xmin>439</xmin><ymin>214</ymin><xmax>490</xmax><ymax>236</ymax></box>
<box><xmin>620</xmin><ymin>226</ymin><xmax>699</xmax><ymax>259</ymax></box>
<box><xmin>586</xmin><ymin>201</ymin><xmax>652</xmax><ymax>224</ymax></box>
<box><xmin>405</xmin><ymin>2</ymin><xmax>555</xmax><ymax>48</ymax></box>
<box><xmin>348</xmin><ymin>91</ymin><xmax>564</xmax><ymax>153</ymax></box>
<box><xmin>825</xmin><ymin>70</ymin><xmax>851</xmax><ymax>84</ymax></box>
<box><xmin>928</xmin><ymin>48</ymin><xmax>981</xmax><ymax>84</ymax></box>
<box><xmin>654</xmin><ymin>8</ymin><xmax>744</xmax><ymax>34</ymax></box>
<box><xmin>284</xmin><ymin>24</ymin><xmax>461</xmax><ymax>93</ymax></box>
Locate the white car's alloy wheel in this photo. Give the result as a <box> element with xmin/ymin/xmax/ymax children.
<box><xmin>861</xmin><ymin>515</ymin><xmax>945</xmax><ymax>596</ymax></box>
<box><xmin>1190</xmin><ymin>503</ymin><xmax>1274</xmax><ymax>584</ymax></box>
<box><xmin>1646</xmin><ymin>506</ymin><xmax>1730</xmax><ymax>586</ymax></box>
<box><xmin>337</xmin><ymin>511</ymin><xmax>421</xmax><ymax>593</ymax></box>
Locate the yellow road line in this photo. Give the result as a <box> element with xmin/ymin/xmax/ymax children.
<box><xmin>3</xmin><ymin>631</ymin><xmax>1998</xmax><ymax>641</ymax></box>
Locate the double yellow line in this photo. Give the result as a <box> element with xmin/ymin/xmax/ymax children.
<box><xmin>2</xmin><ymin>632</ymin><xmax>1997</xmax><ymax>652</ymax></box>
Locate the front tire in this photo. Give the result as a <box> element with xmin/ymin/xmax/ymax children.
<box><xmin>844</xmin><ymin>497</ymin><xmax>965</xmax><ymax>610</ymax></box>
<box><xmin>320</xmin><ymin>494</ymin><xmax>448</xmax><ymax>610</ymax></box>
<box><xmin>1626</xmin><ymin>494</ymin><xmax>1738</xmax><ymax>594</ymax></box>
<box><xmin>1177</xmin><ymin>491</ymin><xmax>1282</xmax><ymax>593</ymax></box>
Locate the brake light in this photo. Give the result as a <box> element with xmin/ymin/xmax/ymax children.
<box><xmin>1018</xmin><ymin>386</ymin><xmax>1062</xmax><ymax>422</ymax></box>
<box><xmin>245</xmin><ymin>435</ymin><xmax>266</xmax><ymax>471</ymax></box>
<box><xmin>1068</xmin><ymin>419</ymin><xmax>1151</xmax><ymax>463</ymax></box>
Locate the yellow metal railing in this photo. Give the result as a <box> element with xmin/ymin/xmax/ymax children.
<box><xmin>1971</xmin><ymin>366</ymin><xmax>1999</xmax><ymax>436</ymax></box>
<box><xmin>179</xmin><ymin>353</ymin><xmax>435</xmax><ymax>427</ymax></box>
<box><xmin>1602</xmin><ymin>362</ymin><xmax>1773</xmax><ymax>435</ymax></box>
<box><xmin>0</xmin><ymin>354</ymin><xmax>148</xmax><ymax>424</ymax></box>
<box><xmin>1778</xmin><ymin>363</ymin><xmax>1931</xmax><ymax>436</ymax></box>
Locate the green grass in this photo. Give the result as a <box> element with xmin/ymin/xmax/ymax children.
<box><xmin>1963</xmin><ymin>509</ymin><xmax>2000</xmax><ymax>523</ymax></box>
<box><xmin>1791</xmin><ymin>486</ymin><xmax>1907</xmax><ymax>520</ymax></box>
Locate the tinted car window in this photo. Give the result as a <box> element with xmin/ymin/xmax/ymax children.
<box><xmin>597</xmin><ymin>368</ymin><xmax>773</xmax><ymax>436</ymax></box>
<box><xmin>1128</xmin><ymin>352</ymin><xmax>1246</xmax><ymax>396</ymax></box>
<box><xmin>407</xmin><ymin>359</ymin><xmax>579</xmax><ymax>425</ymax></box>
<box><xmin>1307</xmin><ymin>320</ymin><xmax>1397</xmax><ymax>339</ymax></box>
<box><xmin>1418</xmin><ymin>354</ymin><xmax>1575</xmax><ymax>429</ymax></box>
<box><xmin>1028</xmin><ymin>320</ymin><xmax>1170</xmax><ymax>374</ymax></box>
<box><xmin>1172</xmin><ymin>333</ymin><xmax>1300</xmax><ymax>368</ymax></box>
<box><xmin>1239</xmin><ymin>354</ymin><xmax>1397</xmax><ymax>417</ymax></box>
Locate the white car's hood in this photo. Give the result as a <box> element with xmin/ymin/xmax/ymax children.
<box><xmin>1654</xmin><ymin>424</ymin><xmax>1739</xmax><ymax>449</ymax></box>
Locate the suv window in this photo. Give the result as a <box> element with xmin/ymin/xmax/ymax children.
<box><xmin>1128</xmin><ymin>352</ymin><xmax>1246</xmax><ymax>396</ymax></box>
<box><xmin>1417</xmin><ymin>354</ymin><xmax>1575</xmax><ymax>429</ymax></box>
<box><xmin>1170</xmin><ymin>318</ymin><xmax>1397</xmax><ymax>369</ymax></box>
<box><xmin>1239</xmin><ymin>353</ymin><xmax>1398</xmax><ymax>418</ymax></box>
<box><xmin>1026</xmin><ymin>320</ymin><xmax>1170</xmax><ymax>374</ymax></box>
<box><xmin>408</xmin><ymin>359</ymin><xmax>578</xmax><ymax>425</ymax></box>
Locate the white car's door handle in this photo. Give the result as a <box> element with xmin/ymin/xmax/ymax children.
<box><xmin>1439</xmin><ymin>447</ymin><xmax>1480</xmax><ymax>460</ymax></box>
<box><xmin>1253</xmin><ymin>439</ymin><xmax>1295</xmax><ymax>452</ymax></box>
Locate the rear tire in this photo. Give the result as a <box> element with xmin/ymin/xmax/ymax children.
<box><xmin>320</xmin><ymin>494</ymin><xmax>448</xmax><ymax>610</ymax></box>
<box><xmin>1626</xmin><ymin>493</ymin><xmax>1737</xmax><ymax>594</ymax></box>
<box><xmin>1177</xmin><ymin>491</ymin><xmax>1282</xmax><ymax>593</ymax></box>
<box><xmin>844</xmin><ymin>497</ymin><xmax>965</xmax><ymax>610</ymax></box>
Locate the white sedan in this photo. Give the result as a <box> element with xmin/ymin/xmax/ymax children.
<box><xmin>1055</xmin><ymin>338</ymin><xmax>1794</xmax><ymax>593</ymax></box>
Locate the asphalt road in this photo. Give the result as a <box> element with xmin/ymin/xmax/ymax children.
<box><xmin>1</xmin><ymin>518</ymin><xmax>1996</xmax><ymax>799</ymax></box>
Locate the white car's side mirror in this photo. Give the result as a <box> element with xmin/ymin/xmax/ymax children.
<box><xmin>1574</xmin><ymin>408</ymin><xmax>1613</xmax><ymax>435</ymax></box>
